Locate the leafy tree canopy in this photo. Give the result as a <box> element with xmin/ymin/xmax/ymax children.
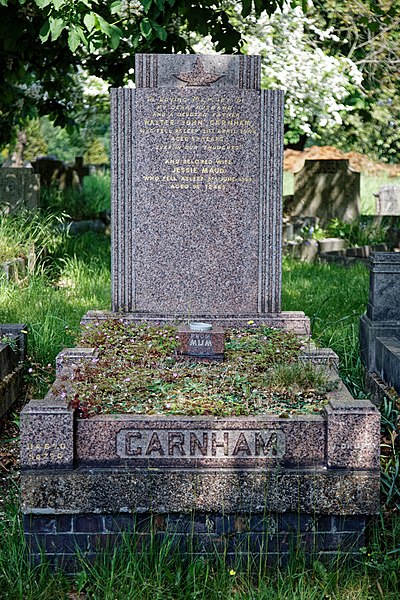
<box><xmin>0</xmin><ymin>0</ymin><xmax>288</xmax><ymax>145</ymax></box>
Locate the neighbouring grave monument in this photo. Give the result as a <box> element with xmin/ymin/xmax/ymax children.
<box><xmin>21</xmin><ymin>55</ymin><xmax>380</xmax><ymax>569</ymax></box>
<box><xmin>375</xmin><ymin>184</ymin><xmax>400</xmax><ymax>216</ymax></box>
<box><xmin>0</xmin><ymin>168</ymin><xmax>40</xmax><ymax>214</ymax></box>
<box><xmin>291</xmin><ymin>159</ymin><xmax>360</xmax><ymax>225</ymax></box>
<box><xmin>360</xmin><ymin>252</ymin><xmax>400</xmax><ymax>396</ymax></box>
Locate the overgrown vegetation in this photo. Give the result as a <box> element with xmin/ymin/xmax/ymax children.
<box><xmin>0</xmin><ymin>209</ymin><xmax>65</xmax><ymax>263</ymax></box>
<box><xmin>40</xmin><ymin>173</ymin><xmax>110</xmax><ymax>219</ymax></box>
<box><xmin>57</xmin><ymin>320</ymin><xmax>334</xmax><ymax>418</ymax></box>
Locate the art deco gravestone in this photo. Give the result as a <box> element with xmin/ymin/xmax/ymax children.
<box><xmin>0</xmin><ymin>168</ymin><xmax>40</xmax><ymax>214</ymax></box>
<box><xmin>292</xmin><ymin>159</ymin><xmax>360</xmax><ymax>225</ymax></box>
<box><xmin>21</xmin><ymin>55</ymin><xmax>380</xmax><ymax>570</ymax></box>
<box><xmin>84</xmin><ymin>54</ymin><xmax>309</xmax><ymax>334</ymax></box>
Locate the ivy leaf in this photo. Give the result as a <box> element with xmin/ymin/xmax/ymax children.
<box><xmin>52</xmin><ymin>0</ymin><xmax>66</xmax><ymax>9</ymax></box>
<box><xmin>110</xmin><ymin>1</ymin><xmax>122</xmax><ymax>15</ymax></box>
<box><xmin>155</xmin><ymin>0</ymin><xmax>165</xmax><ymax>10</ymax></box>
<box><xmin>49</xmin><ymin>17</ymin><xmax>65</xmax><ymax>42</ymax></box>
<box><xmin>152</xmin><ymin>22</ymin><xmax>167</xmax><ymax>41</ymax></box>
<box><xmin>33</xmin><ymin>0</ymin><xmax>53</xmax><ymax>7</ymax></box>
<box><xmin>141</xmin><ymin>0</ymin><xmax>153</xmax><ymax>11</ymax></box>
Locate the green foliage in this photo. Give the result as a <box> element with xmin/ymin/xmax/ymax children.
<box><xmin>0</xmin><ymin>1</ymin><xmax>284</xmax><ymax>147</ymax></box>
<box><xmin>40</xmin><ymin>173</ymin><xmax>110</xmax><ymax>219</ymax></box>
<box><xmin>326</xmin><ymin>218</ymin><xmax>387</xmax><ymax>247</ymax></box>
<box><xmin>84</xmin><ymin>137</ymin><xmax>109</xmax><ymax>165</ymax></box>
<box><xmin>64</xmin><ymin>321</ymin><xmax>329</xmax><ymax>418</ymax></box>
<box><xmin>0</xmin><ymin>209</ymin><xmax>65</xmax><ymax>262</ymax></box>
<box><xmin>281</xmin><ymin>257</ymin><xmax>370</xmax><ymax>397</ymax></box>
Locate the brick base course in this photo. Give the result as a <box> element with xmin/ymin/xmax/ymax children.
<box><xmin>24</xmin><ymin>511</ymin><xmax>368</xmax><ymax>571</ymax></box>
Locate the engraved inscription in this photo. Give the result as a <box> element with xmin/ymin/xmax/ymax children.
<box><xmin>25</xmin><ymin>441</ymin><xmax>66</xmax><ymax>463</ymax></box>
<box><xmin>188</xmin><ymin>333</ymin><xmax>213</xmax><ymax>356</ymax></box>
<box><xmin>116</xmin><ymin>429</ymin><xmax>286</xmax><ymax>459</ymax></box>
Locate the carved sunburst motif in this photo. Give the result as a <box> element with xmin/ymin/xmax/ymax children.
<box><xmin>173</xmin><ymin>57</ymin><xmax>224</xmax><ymax>86</ymax></box>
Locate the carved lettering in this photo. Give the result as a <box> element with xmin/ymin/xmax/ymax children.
<box><xmin>145</xmin><ymin>432</ymin><xmax>165</xmax><ymax>456</ymax></box>
<box><xmin>116</xmin><ymin>429</ymin><xmax>286</xmax><ymax>460</ymax></box>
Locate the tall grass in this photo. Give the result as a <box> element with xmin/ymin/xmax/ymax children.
<box><xmin>40</xmin><ymin>173</ymin><xmax>110</xmax><ymax>219</ymax></box>
<box><xmin>0</xmin><ymin>488</ymin><xmax>399</xmax><ymax>600</ymax></box>
<box><xmin>0</xmin><ymin>230</ymin><xmax>110</xmax><ymax>396</ymax></box>
<box><xmin>0</xmin><ymin>209</ymin><xmax>65</xmax><ymax>262</ymax></box>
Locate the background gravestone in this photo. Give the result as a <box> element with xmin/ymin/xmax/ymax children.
<box><xmin>292</xmin><ymin>159</ymin><xmax>360</xmax><ymax>225</ymax></box>
<box><xmin>0</xmin><ymin>168</ymin><xmax>40</xmax><ymax>214</ymax></box>
<box><xmin>111</xmin><ymin>54</ymin><xmax>284</xmax><ymax>317</ymax></box>
<box><xmin>375</xmin><ymin>185</ymin><xmax>400</xmax><ymax>216</ymax></box>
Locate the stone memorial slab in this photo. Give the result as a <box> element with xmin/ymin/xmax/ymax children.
<box><xmin>0</xmin><ymin>168</ymin><xmax>40</xmax><ymax>214</ymax></box>
<box><xmin>375</xmin><ymin>185</ymin><xmax>400</xmax><ymax>216</ymax></box>
<box><xmin>292</xmin><ymin>159</ymin><xmax>360</xmax><ymax>225</ymax></box>
<box><xmin>111</xmin><ymin>54</ymin><xmax>284</xmax><ymax>317</ymax></box>
<box><xmin>360</xmin><ymin>252</ymin><xmax>400</xmax><ymax>372</ymax></box>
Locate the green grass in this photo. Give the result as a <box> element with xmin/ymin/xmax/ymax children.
<box><xmin>0</xmin><ymin>488</ymin><xmax>399</xmax><ymax>599</ymax></box>
<box><xmin>282</xmin><ymin>256</ymin><xmax>369</xmax><ymax>397</ymax></box>
<box><xmin>0</xmin><ymin>230</ymin><xmax>111</xmax><ymax>396</ymax></box>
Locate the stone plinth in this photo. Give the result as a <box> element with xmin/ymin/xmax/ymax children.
<box><xmin>81</xmin><ymin>310</ymin><xmax>311</xmax><ymax>337</ymax></box>
<box><xmin>21</xmin><ymin>347</ymin><xmax>380</xmax><ymax>569</ymax></box>
<box><xmin>0</xmin><ymin>323</ymin><xmax>27</xmax><ymax>418</ymax></box>
<box><xmin>292</xmin><ymin>160</ymin><xmax>360</xmax><ymax>225</ymax></box>
<box><xmin>375</xmin><ymin>185</ymin><xmax>400</xmax><ymax>216</ymax></box>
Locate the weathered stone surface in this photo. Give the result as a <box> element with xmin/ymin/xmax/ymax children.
<box><xmin>360</xmin><ymin>252</ymin><xmax>400</xmax><ymax>372</ymax></box>
<box><xmin>0</xmin><ymin>364</ymin><xmax>24</xmax><ymax>419</ymax></box>
<box><xmin>325</xmin><ymin>398</ymin><xmax>380</xmax><ymax>470</ymax></box>
<box><xmin>81</xmin><ymin>310</ymin><xmax>311</xmax><ymax>337</ymax></box>
<box><xmin>135</xmin><ymin>54</ymin><xmax>261</xmax><ymax>89</ymax></box>
<box><xmin>292</xmin><ymin>160</ymin><xmax>360</xmax><ymax>225</ymax></box>
<box><xmin>111</xmin><ymin>54</ymin><xmax>284</xmax><ymax>317</ymax></box>
<box><xmin>20</xmin><ymin>399</ymin><xmax>74</xmax><ymax>469</ymax></box>
<box><xmin>366</xmin><ymin>253</ymin><xmax>400</xmax><ymax>322</ymax></box>
<box><xmin>0</xmin><ymin>323</ymin><xmax>27</xmax><ymax>361</ymax></box>
<box><xmin>55</xmin><ymin>347</ymin><xmax>97</xmax><ymax>376</ymax></box>
<box><xmin>317</xmin><ymin>238</ymin><xmax>347</xmax><ymax>253</ymax></box>
<box><xmin>375</xmin><ymin>185</ymin><xmax>400</xmax><ymax>215</ymax></box>
<box><xmin>75</xmin><ymin>414</ymin><xmax>325</xmax><ymax>468</ymax></box>
<box><xmin>21</xmin><ymin>468</ymin><xmax>380</xmax><ymax>515</ymax></box>
<box><xmin>0</xmin><ymin>168</ymin><xmax>40</xmax><ymax>214</ymax></box>
<box><xmin>375</xmin><ymin>337</ymin><xmax>400</xmax><ymax>394</ymax></box>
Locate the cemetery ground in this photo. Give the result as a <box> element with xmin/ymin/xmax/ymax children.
<box><xmin>0</xmin><ymin>199</ymin><xmax>399</xmax><ymax>598</ymax></box>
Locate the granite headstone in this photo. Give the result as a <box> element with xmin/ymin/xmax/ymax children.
<box><xmin>111</xmin><ymin>54</ymin><xmax>284</xmax><ymax>317</ymax></box>
<box><xmin>292</xmin><ymin>159</ymin><xmax>360</xmax><ymax>225</ymax></box>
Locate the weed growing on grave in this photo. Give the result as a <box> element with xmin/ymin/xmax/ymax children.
<box><xmin>55</xmin><ymin>319</ymin><xmax>338</xmax><ymax>418</ymax></box>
